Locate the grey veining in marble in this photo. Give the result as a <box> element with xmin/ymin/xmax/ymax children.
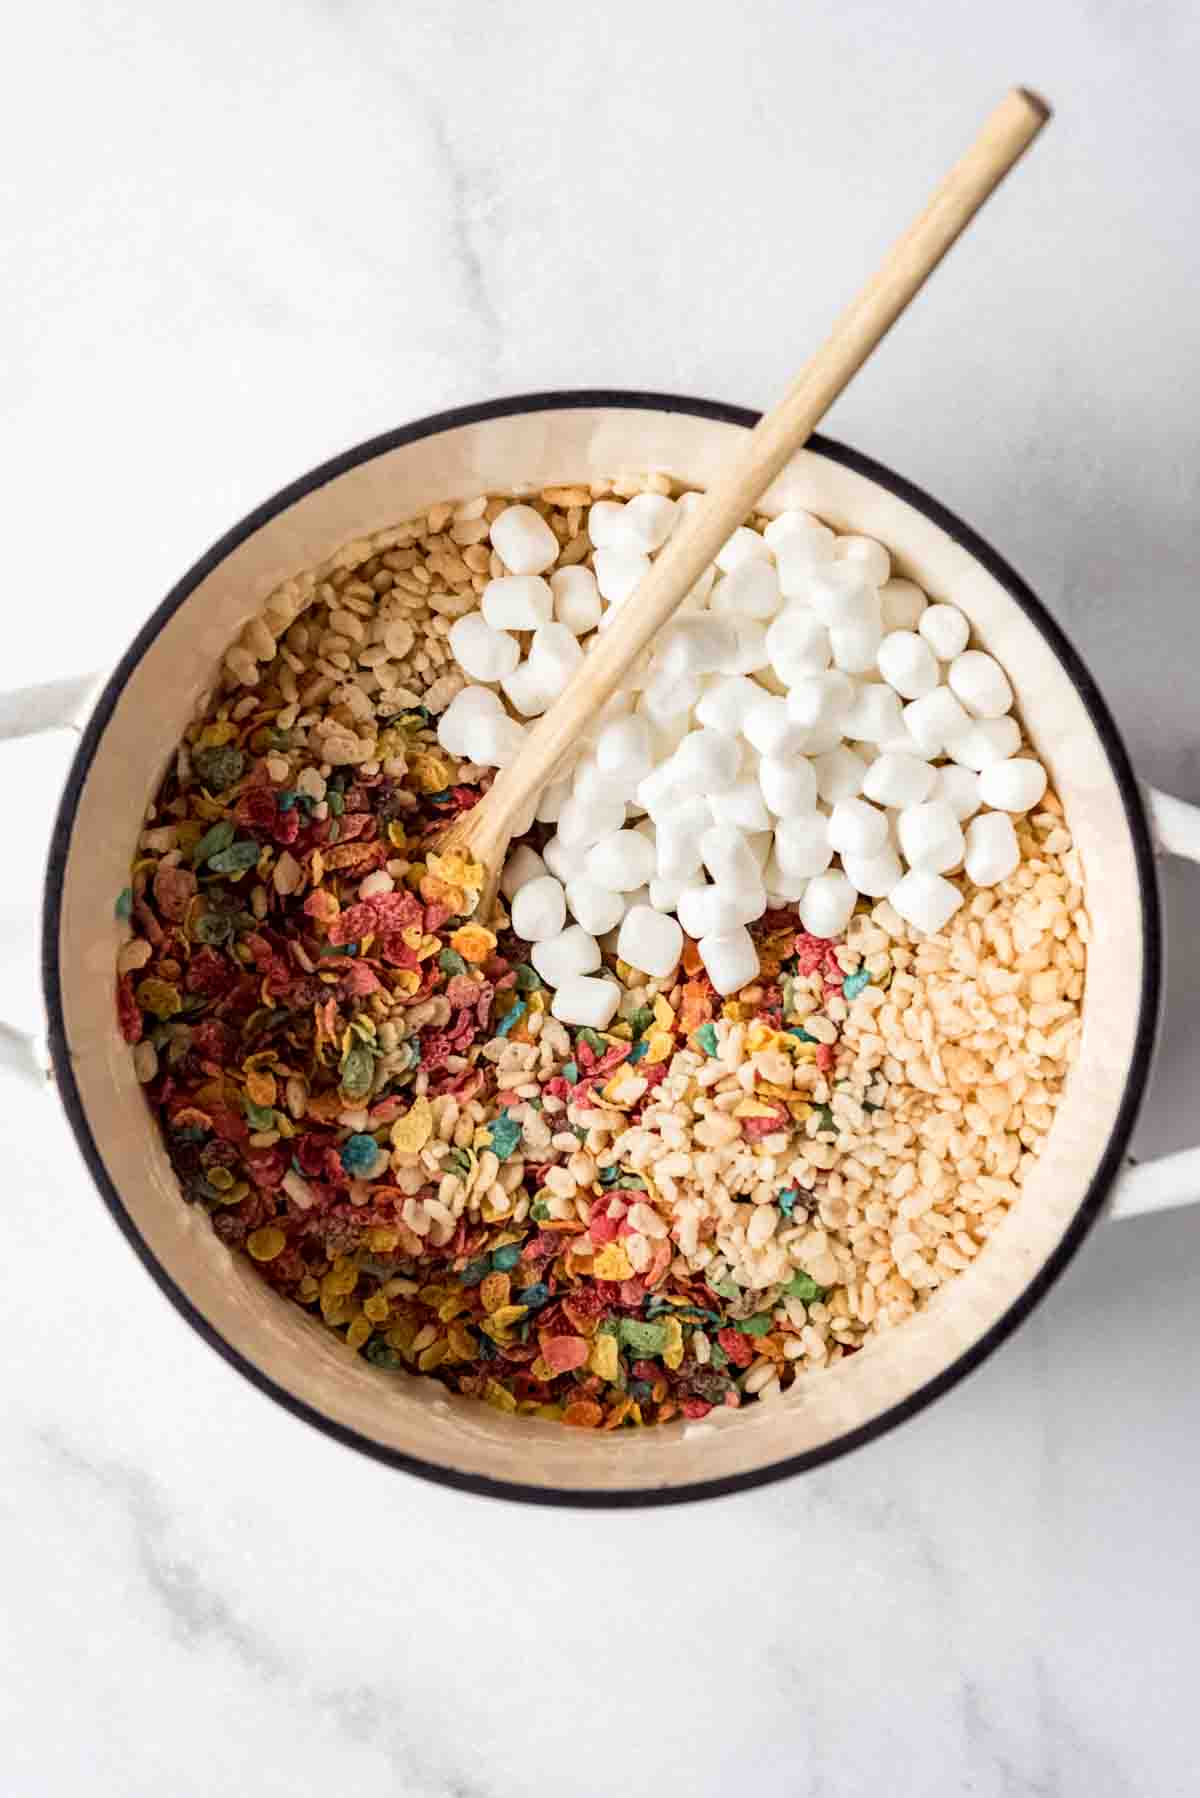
<box><xmin>2</xmin><ymin>2</ymin><xmax>1198</xmax><ymax>1794</ymax></box>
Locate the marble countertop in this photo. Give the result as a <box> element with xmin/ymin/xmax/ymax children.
<box><xmin>3</xmin><ymin>3</ymin><xmax>1198</xmax><ymax>1793</ymax></box>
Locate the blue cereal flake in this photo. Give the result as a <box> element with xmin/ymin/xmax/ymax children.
<box><xmin>561</xmin><ymin>1059</ymin><xmax>579</xmax><ymax>1084</ymax></box>
<box><xmin>695</xmin><ymin>1022</ymin><xmax>719</xmax><ymax>1056</ymax></box>
<box><xmin>514</xmin><ymin>1282</ymin><xmax>552</xmax><ymax>1309</ymax></box>
<box><xmin>487</xmin><ymin>1111</ymin><xmax>523</xmax><ymax>1160</ymax></box>
<box><xmin>787</xmin><ymin>1026</ymin><xmax>815</xmax><ymax>1044</ymax></box>
<box><xmin>778</xmin><ymin>1188</ymin><xmax>800</xmax><ymax>1217</ymax></box>
<box><xmin>114</xmin><ymin>887</ymin><xmax>133</xmax><ymax>920</ymax></box>
<box><xmin>842</xmin><ymin>969</ymin><xmax>871</xmax><ymax>999</ymax></box>
<box><xmin>490</xmin><ymin>1243</ymin><xmax>523</xmax><ymax>1272</ymax></box>
<box><xmin>495</xmin><ymin>1000</ymin><xmax>526</xmax><ymax>1038</ymax></box>
<box><xmin>627</xmin><ymin>1038</ymin><xmax>649</xmax><ymax>1063</ymax></box>
<box><xmin>340</xmin><ymin>1132</ymin><xmax>381</xmax><ymax>1177</ymax></box>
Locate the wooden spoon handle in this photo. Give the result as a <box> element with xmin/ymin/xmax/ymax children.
<box><xmin>486</xmin><ymin>87</ymin><xmax>1049</xmax><ymax>829</ymax></box>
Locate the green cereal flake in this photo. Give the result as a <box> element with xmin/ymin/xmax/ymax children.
<box><xmin>695</xmin><ymin>1022</ymin><xmax>719</xmax><ymax>1056</ymax></box>
<box><xmin>783</xmin><ymin>1272</ymin><xmax>826</xmax><ymax>1303</ymax></box>
<box><xmin>512</xmin><ymin>964</ymin><xmax>541</xmax><ymax>992</ymax></box>
<box><xmin>618</xmin><ymin>1319</ymin><xmax>669</xmax><ymax>1357</ymax></box>
<box><xmin>207</xmin><ymin>841</ymin><xmax>261</xmax><ymax>876</ymax></box>
<box><xmin>438</xmin><ymin>948</ymin><xmax>468</xmax><ymax>976</ymax></box>
<box><xmin>192</xmin><ymin>744</ymin><xmax>245</xmax><ymax>792</ymax></box>
<box><xmin>736</xmin><ymin>1313</ymin><xmax>774</xmax><ymax>1336</ymax></box>
<box><xmin>192</xmin><ymin>820</ymin><xmax>236</xmax><ymax>865</ymax></box>
<box><xmin>338</xmin><ymin>1044</ymin><xmax>375</xmax><ymax>1099</ymax></box>
<box><xmin>842</xmin><ymin>969</ymin><xmax>870</xmax><ymax>999</ymax></box>
<box><xmin>114</xmin><ymin>887</ymin><xmax>133</xmax><ymax>920</ymax></box>
<box><xmin>487</xmin><ymin>1112</ymin><xmax>523</xmax><ymax>1160</ymax></box>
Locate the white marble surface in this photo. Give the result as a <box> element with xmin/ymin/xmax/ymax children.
<box><xmin>3</xmin><ymin>3</ymin><xmax>1199</xmax><ymax>1794</ymax></box>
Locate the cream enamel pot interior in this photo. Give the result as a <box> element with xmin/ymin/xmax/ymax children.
<box><xmin>6</xmin><ymin>393</ymin><xmax>1200</xmax><ymax>1508</ymax></box>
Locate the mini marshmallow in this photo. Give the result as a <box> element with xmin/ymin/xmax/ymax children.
<box><xmin>677</xmin><ymin>883</ymin><xmax>756</xmax><ymax>938</ymax></box>
<box><xmin>556</xmin><ymin>792</ymin><xmax>626</xmax><ymax>848</ymax></box>
<box><xmin>902</xmin><ymin>688</ymin><xmax>970</xmax><ymax>756</ymax></box>
<box><xmin>877</xmin><ymin>629</ymin><xmax>939</xmax><ymax>699</ymax></box>
<box><xmin>655</xmin><ymin>797</ymin><xmax>712</xmax><ymax>877</ymax></box>
<box><xmin>587</xmin><ymin>500</ymin><xmax>641</xmax><ymax>551</ymax></box>
<box><xmin>948</xmin><ymin>650</ymin><xmax>1013</xmax><ymax>719</ymax></box>
<box><xmin>448</xmin><ymin>613</ymin><xmax>520</xmax><ymax>682</ymax></box>
<box><xmin>511</xmin><ymin>875</ymin><xmax>567</xmax><ymax>942</ymax></box>
<box><xmin>716</xmin><ymin>526</ymin><xmax>772</xmax><ymax>572</ymax></box>
<box><xmin>830</xmin><ymin>612</ymin><xmax>884</xmax><ymax>675</ymax></box>
<box><xmin>550</xmin><ymin>565</ymin><xmax>603</xmax><ymax>636</ymax></box>
<box><xmin>490</xmin><ymin>504</ymin><xmax>560</xmax><ymax>575</ymax></box>
<box><xmin>764</xmin><ymin>509</ymin><xmax>829</xmax><ymax>551</ymax></box>
<box><xmin>541</xmin><ymin>834</ymin><xmax>591</xmax><ymax>883</ymax></box>
<box><xmin>710</xmin><ymin>776</ymin><xmax>772</xmax><ymax>832</ymax></box>
<box><xmin>500</xmin><ymin>845</ymin><xmax>547</xmax><ymax>901</ymax></box>
<box><xmin>623</xmin><ymin>492</ymin><xmax>678</xmax><ymax>550</ymax></box>
<box><xmin>585</xmin><ymin>829</ymin><xmax>658</xmax><ymax>891</ymax></box>
<box><xmin>897</xmin><ymin>800</ymin><xmax>965</xmax><ymax>874</ymax></box>
<box><xmin>436</xmin><ymin>684</ymin><xmax>504</xmax><ymax>755</ymax></box>
<box><xmin>879</xmin><ymin>578</ymin><xmax>927</xmax><ymax>632</ymax></box>
<box><xmin>799</xmin><ymin>870</ymin><xmax>857</xmax><ymax>937</ymax></box>
<box><xmin>501</xmin><ymin>661</ymin><xmax>553</xmax><ymax>717</ymax></box>
<box><xmin>773</xmin><ymin>524</ymin><xmax>837</xmax><ymax>596</ymax></box>
<box><xmin>698</xmin><ymin>928</ymin><xmax>760</xmax><ymax>996</ymax></box>
<box><xmin>765</xmin><ymin>607</ymin><xmax>832</xmax><ymax>682</ymax></box>
<box><xmin>742</xmin><ymin>694</ymin><xmax>809</xmax><ymax>759</ymax></box>
<box><xmin>918</xmin><ymin>603</ymin><xmax>970</xmax><ymax>661</ymax></box>
<box><xmin>699</xmin><ymin>824</ymin><xmax>761</xmax><ymax>890</ymax></box>
<box><xmin>617</xmin><ymin>905</ymin><xmax>684</xmax><ymax>978</ymax></box>
<box><xmin>745</xmin><ymin>830</ymin><xmax>773</xmax><ymax>872</ymax></box>
<box><xmin>807</xmin><ymin>563</ymin><xmax>879</xmax><ymax>628</ymax></box>
<box><xmin>944</xmin><ymin>716</ymin><xmax>1021</xmax><ymax>770</ymax></box>
<box><xmin>840</xmin><ymin>846</ymin><xmax>903</xmax><ymax>898</ymax></box>
<box><xmin>649</xmin><ymin>873</ymin><xmax>691</xmax><ymax>912</ymax></box>
<box><xmin>964</xmin><ymin>811</ymin><xmax>1021</xmax><ymax>886</ymax></box>
<box><xmin>933</xmin><ymin>764</ymin><xmax>982</xmax><ymax>822</ymax></box>
<box><xmin>889</xmin><ymin>870</ymin><xmax>964</xmax><ymax>935</ymax></box>
<box><xmin>763</xmin><ymin>854</ymin><xmax>808</xmax><ymax>902</ymax></box>
<box><xmin>711</xmin><ymin>559</ymin><xmax>782</xmax><ymax>621</ymax></box>
<box><xmin>724</xmin><ymin>618</ymin><xmax>770</xmax><ymax>674</ymax></box>
<box><xmin>670</xmin><ymin>728</ymin><xmax>741</xmax><ymax>793</ymax></box>
<box><xmin>813</xmin><ymin>745</ymin><xmax>869</xmax><ymax>804</ymax></box>
<box><xmin>596</xmin><ymin>714</ymin><xmax>654</xmax><ymax>784</ymax></box>
<box><xmin>657</xmin><ymin>614</ymin><xmax>737</xmax><ymax>680</ymax></box>
<box><xmin>694</xmin><ymin>675</ymin><xmax>761</xmax><ymax>736</ymax></box>
<box><xmin>551</xmin><ymin>974</ymin><xmax>621</xmax><ymax>1030</ymax></box>
<box><xmin>773</xmin><ymin>815</ymin><xmax>833</xmax><ymax>879</ymax></box>
<box><xmin>833</xmin><ymin>535</ymin><xmax>891</xmax><ymax>587</ymax></box>
<box><xmin>640</xmin><ymin>671</ymin><xmax>703</xmax><ymax>725</ymax></box>
<box><xmin>529</xmin><ymin>621</ymin><xmax>584</xmax><ymax>684</ymax></box>
<box><xmin>572</xmin><ymin>755</ymin><xmax>627</xmax><ymax>806</ymax></box>
<box><xmin>759</xmin><ymin>754</ymin><xmax>818</xmax><ymax>818</ymax></box>
<box><xmin>862</xmin><ymin>751</ymin><xmax>937</xmax><ymax>809</ymax></box>
<box><xmin>786</xmin><ymin>670</ymin><xmax>856</xmax><ymax>733</ymax></box>
<box><xmin>464</xmin><ymin>712</ymin><xmax>526</xmax><ymax>768</ymax></box>
<box><xmin>531</xmin><ymin>925</ymin><xmax>602</xmax><ymax>986</ymax></box>
<box><xmin>565</xmin><ymin>878</ymin><xmax>626</xmax><ymax>936</ymax></box>
<box><xmin>977</xmin><ymin>757</ymin><xmax>1048</xmax><ymax>813</ymax></box>
<box><xmin>593</xmin><ymin>545</ymin><xmax>651</xmax><ymax>606</ymax></box>
<box><xmin>481</xmin><ymin>574</ymin><xmax>553</xmax><ymax>631</ymax></box>
<box><xmin>828</xmin><ymin>797</ymin><xmax>889</xmax><ymax>858</ymax></box>
<box><xmin>843</xmin><ymin>684</ymin><xmax>904</xmax><ymax>744</ymax></box>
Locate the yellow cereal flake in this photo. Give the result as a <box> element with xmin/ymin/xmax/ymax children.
<box><xmin>426</xmin><ymin>850</ymin><xmax>485</xmax><ymax>892</ymax></box>
<box><xmin>346</xmin><ymin>1315</ymin><xmax>371</xmax><ymax>1351</ymax></box>
<box><xmin>446</xmin><ymin>1321</ymin><xmax>477</xmax><ymax>1360</ymax></box>
<box><xmin>653</xmin><ymin>995</ymin><xmax>676</xmax><ymax>1031</ymax></box>
<box><xmin>746</xmin><ymin>1021</ymin><xmax>785</xmax><ymax>1054</ymax></box>
<box><xmin>592</xmin><ymin>1242</ymin><xmax>633</xmax><ymax>1282</ymax></box>
<box><xmin>733</xmin><ymin>1097</ymin><xmax>781</xmax><ymax>1118</ymax></box>
<box><xmin>246</xmin><ymin>1225</ymin><xmax>286</xmax><ymax>1262</ymax></box>
<box><xmin>387</xmin><ymin>821</ymin><xmax>408</xmax><ymax>849</ymax></box>
<box><xmin>196</xmin><ymin>721</ymin><xmax>240</xmax><ymax>749</ymax></box>
<box><xmin>789</xmin><ymin>1039</ymin><xmax>819</xmax><ymax>1062</ymax></box>
<box><xmin>602</xmin><ymin>1070</ymin><xmax>647</xmax><ymax>1107</ymax></box>
<box><xmin>363</xmin><ymin>1293</ymin><xmax>391</xmax><ymax>1323</ymax></box>
<box><xmin>479</xmin><ymin>1271</ymin><xmax>511</xmax><ymax>1314</ymax></box>
<box><xmin>416</xmin><ymin>933</ymin><xmax>442</xmax><ymax>961</ymax></box>
<box><xmin>408</xmin><ymin>751</ymin><xmax>451</xmax><ymax>793</ymax></box>
<box><xmin>449</xmin><ymin>923</ymin><xmax>497</xmax><ymax>965</ymax></box>
<box><xmin>488</xmin><ymin>1304</ymin><xmax>530</xmax><ymax>1329</ymax></box>
<box><xmin>722</xmin><ymin>1000</ymin><xmax>748</xmax><ymax>1022</ymax></box>
<box><xmin>643</xmin><ymin>1031</ymin><xmax>674</xmax><ymax>1065</ymax></box>
<box><xmin>244</xmin><ymin>1067</ymin><xmax>277</xmax><ymax>1107</ymax></box>
<box><xmin>367</xmin><ymin>1226</ymin><xmax>399</xmax><ymax>1252</ymax></box>
<box><xmin>390</xmin><ymin>1096</ymin><xmax>433</xmax><ymax>1153</ymax></box>
<box><xmin>589</xmin><ymin>1332</ymin><xmax>620</xmax><ymax>1382</ymax></box>
<box><xmin>661</xmin><ymin>1315</ymin><xmax>685</xmax><ymax>1370</ymax></box>
<box><xmin>418</xmin><ymin>1339</ymin><xmax>448</xmax><ymax>1373</ymax></box>
<box><xmin>392</xmin><ymin>968</ymin><xmax>422</xmax><ymax>996</ymax></box>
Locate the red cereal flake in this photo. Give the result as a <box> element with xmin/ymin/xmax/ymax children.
<box><xmin>116</xmin><ymin>975</ymin><xmax>143</xmax><ymax>1043</ymax></box>
<box><xmin>718</xmin><ymin>1328</ymin><xmax>755</xmax><ymax>1368</ymax></box>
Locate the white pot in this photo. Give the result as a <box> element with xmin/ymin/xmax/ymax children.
<box><xmin>4</xmin><ymin>393</ymin><xmax>1197</xmax><ymax>1505</ymax></box>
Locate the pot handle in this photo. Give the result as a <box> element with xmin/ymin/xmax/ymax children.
<box><xmin>0</xmin><ymin>675</ymin><xmax>104</xmax><ymax>1087</ymax></box>
<box><xmin>2</xmin><ymin>685</ymin><xmax>1198</xmax><ymax>1215</ymax></box>
<box><xmin>1107</xmin><ymin>787</ymin><xmax>1200</xmax><ymax>1220</ymax></box>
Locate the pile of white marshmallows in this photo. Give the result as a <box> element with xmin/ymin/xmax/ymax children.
<box><xmin>436</xmin><ymin>496</ymin><xmax>1048</xmax><ymax>1028</ymax></box>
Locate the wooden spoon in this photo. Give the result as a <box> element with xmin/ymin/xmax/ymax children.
<box><xmin>435</xmin><ymin>88</ymin><xmax>1049</xmax><ymax>917</ymax></box>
